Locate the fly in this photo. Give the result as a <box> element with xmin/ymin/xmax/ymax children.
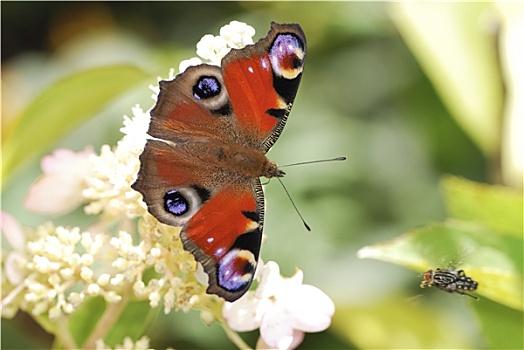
<box><xmin>420</xmin><ymin>267</ymin><xmax>479</xmax><ymax>300</ymax></box>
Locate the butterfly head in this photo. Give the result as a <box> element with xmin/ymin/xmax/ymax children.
<box><xmin>264</xmin><ymin>160</ymin><xmax>285</xmax><ymax>179</ymax></box>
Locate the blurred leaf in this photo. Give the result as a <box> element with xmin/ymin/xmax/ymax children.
<box><xmin>331</xmin><ymin>297</ymin><xmax>475</xmax><ymax>348</ymax></box>
<box><xmin>358</xmin><ymin>220</ymin><xmax>523</xmax><ymax>310</ymax></box>
<box><xmin>472</xmin><ymin>296</ymin><xmax>524</xmax><ymax>349</ymax></box>
<box><xmin>103</xmin><ymin>300</ymin><xmax>157</xmax><ymax>347</ymax></box>
<box><xmin>390</xmin><ymin>2</ymin><xmax>503</xmax><ymax>156</ymax></box>
<box><xmin>442</xmin><ymin>175</ymin><xmax>523</xmax><ymax>238</ymax></box>
<box><xmin>1</xmin><ymin>65</ymin><xmax>149</xmax><ymax>185</ymax></box>
<box><xmin>68</xmin><ymin>296</ymin><xmax>106</xmax><ymax>347</ymax></box>
<box><xmin>68</xmin><ymin>297</ymin><xmax>155</xmax><ymax>348</ymax></box>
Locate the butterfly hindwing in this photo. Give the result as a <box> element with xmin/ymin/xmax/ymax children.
<box><xmin>133</xmin><ymin>140</ymin><xmax>265</xmax><ymax>300</ymax></box>
<box><xmin>182</xmin><ymin>180</ymin><xmax>264</xmax><ymax>300</ymax></box>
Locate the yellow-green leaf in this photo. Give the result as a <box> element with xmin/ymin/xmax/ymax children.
<box><xmin>390</xmin><ymin>2</ymin><xmax>503</xmax><ymax>156</ymax></box>
<box><xmin>358</xmin><ymin>220</ymin><xmax>523</xmax><ymax>310</ymax></box>
<box><xmin>332</xmin><ymin>297</ymin><xmax>474</xmax><ymax>348</ymax></box>
<box><xmin>472</xmin><ymin>297</ymin><xmax>523</xmax><ymax>349</ymax></box>
<box><xmin>2</xmin><ymin>64</ymin><xmax>149</xmax><ymax>185</ymax></box>
<box><xmin>442</xmin><ymin>175</ymin><xmax>523</xmax><ymax>238</ymax></box>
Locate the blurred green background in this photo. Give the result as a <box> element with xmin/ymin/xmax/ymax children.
<box><xmin>2</xmin><ymin>2</ymin><xmax>521</xmax><ymax>349</ymax></box>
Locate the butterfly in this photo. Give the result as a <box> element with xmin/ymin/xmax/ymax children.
<box><xmin>132</xmin><ymin>22</ymin><xmax>306</xmax><ymax>302</ymax></box>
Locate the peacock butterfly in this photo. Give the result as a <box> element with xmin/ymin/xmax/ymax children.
<box><xmin>132</xmin><ymin>22</ymin><xmax>306</xmax><ymax>302</ymax></box>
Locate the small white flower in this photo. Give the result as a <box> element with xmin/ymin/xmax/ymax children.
<box><xmin>219</xmin><ymin>20</ymin><xmax>256</xmax><ymax>48</ymax></box>
<box><xmin>196</xmin><ymin>34</ymin><xmax>228</xmax><ymax>65</ymax></box>
<box><xmin>178</xmin><ymin>57</ymin><xmax>203</xmax><ymax>74</ymax></box>
<box><xmin>104</xmin><ymin>291</ymin><xmax>122</xmax><ymax>303</ymax></box>
<box><xmin>223</xmin><ymin>261</ymin><xmax>335</xmax><ymax>350</ymax></box>
<box><xmin>83</xmin><ymin>106</ymin><xmax>150</xmax><ymax>219</ymax></box>
<box><xmin>181</xmin><ymin>20</ymin><xmax>256</xmax><ymax>70</ymax></box>
<box><xmin>97</xmin><ymin>273</ymin><xmax>111</xmax><ymax>286</ymax></box>
<box><xmin>80</xmin><ymin>266</ymin><xmax>94</xmax><ymax>281</ymax></box>
<box><xmin>86</xmin><ymin>283</ymin><xmax>101</xmax><ymax>295</ymax></box>
<box><xmin>95</xmin><ymin>335</ymin><xmax>151</xmax><ymax>350</ymax></box>
<box><xmin>24</xmin><ymin>147</ymin><xmax>95</xmax><ymax>215</ymax></box>
<box><xmin>119</xmin><ymin>105</ymin><xmax>151</xmax><ymax>154</ymax></box>
<box><xmin>67</xmin><ymin>292</ymin><xmax>84</xmax><ymax>306</ymax></box>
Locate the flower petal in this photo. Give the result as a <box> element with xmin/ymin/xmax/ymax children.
<box><xmin>179</xmin><ymin>57</ymin><xmax>203</xmax><ymax>74</ymax></box>
<box><xmin>255</xmin><ymin>261</ymin><xmax>283</xmax><ymax>299</ymax></box>
<box><xmin>259</xmin><ymin>303</ymin><xmax>297</xmax><ymax>350</ymax></box>
<box><xmin>41</xmin><ymin>147</ymin><xmax>93</xmax><ymax>174</ymax></box>
<box><xmin>223</xmin><ymin>292</ymin><xmax>262</xmax><ymax>331</ymax></box>
<box><xmin>288</xmin><ymin>329</ymin><xmax>305</xmax><ymax>350</ymax></box>
<box><xmin>257</xmin><ymin>330</ymin><xmax>304</xmax><ymax>350</ymax></box>
<box><xmin>5</xmin><ymin>251</ymin><xmax>25</xmax><ymax>284</ymax></box>
<box><xmin>1</xmin><ymin>211</ymin><xmax>25</xmax><ymax>250</ymax></box>
<box><xmin>25</xmin><ymin>147</ymin><xmax>94</xmax><ymax>215</ymax></box>
<box><xmin>24</xmin><ymin>174</ymin><xmax>85</xmax><ymax>214</ymax></box>
<box><xmin>288</xmin><ymin>284</ymin><xmax>335</xmax><ymax>332</ymax></box>
<box><xmin>193</xmin><ymin>262</ymin><xmax>209</xmax><ymax>287</ymax></box>
<box><xmin>282</xmin><ymin>268</ymin><xmax>304</xmax><ymax>289</ymax></box>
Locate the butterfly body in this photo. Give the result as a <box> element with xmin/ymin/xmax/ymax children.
<box><xmin>132</xmin><ymin>23</ymin><xmax>306</xmax><ymax>301</ymax></box>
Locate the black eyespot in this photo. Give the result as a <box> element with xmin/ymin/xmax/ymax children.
<box><xmin>293</xmin><ymin>56</ymin><xmax>302</xmax><ymax>69</ymax></box>
<box><xmin>193</xmin><ymin>76</ymin><xmax>221</xmax><ymax>100</ymax></box>
<box><xmin>164</xmin><ymin>190</ymin><xmax>189</xmax><ymax>216</ymax></box>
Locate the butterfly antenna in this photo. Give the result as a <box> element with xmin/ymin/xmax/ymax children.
<box><xmin>276</xmin><ymin>177</ymin><xmax>311</xmax><ymax>231</ymax></box>
<box><xmin>279</xmin><ymin>156</ymin><xmax>346</xmax><ymax>168</ymax></box>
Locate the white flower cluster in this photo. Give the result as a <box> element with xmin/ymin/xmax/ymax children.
<box><xmin>130</xmin><ymin>215</ymin><xmax>209</xmax><ymax>314</ymax></box>
<box><xmin>2</xmin><ymin>219</ymin><xmax>111</xmax><ymax>319</ymax></box>
<box><xmin>179</xmin><ymin>20</ymin><xmax>256</xmax><ymax>72</ymax></box>
<box><xmin>1</xmin><ymin>210</ymin><xmax>212</xmax><ymax>321</ymax></box>
<box><xmin>83</xmin><ymin>105</ymin><xmax>150</xmax><ymax>219</ymax></box>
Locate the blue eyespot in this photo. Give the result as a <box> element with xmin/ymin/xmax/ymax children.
<box><xmin>164</xmin><ymin>190</ymin><xmax>189</xmax><ymax>216</ymax></box>
<box><xmin>269</xmin><ymin>34</ymin><xmax>304</xmax><ymax>80</ymax></box>
<box><xmin>217</xmin><ymin>250</ymin><xmax>255</xmax><ymax>292</ymax></box>
<box><xmin>193</xmin><ymin>76</ymin><xmax>221</xmax><ymax>100</ymax></box>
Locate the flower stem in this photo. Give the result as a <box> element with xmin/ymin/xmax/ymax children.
<box><xmin>222</xmin><ymin>322</ymin><xmax>252</xmax><ymax>350</ymax></box>
<box><xmin>82</xmin><ymin>296</ymin><xmax>129</xmax><ymax>349</ymax></box>
<box><xmin>0</xmin><ymin>281</ymin><xmax>26</xmax><ymax>308</ymax></box>
<box><xmin>54</xmin><ymin>315</ymin><xmax>78</xmax><ymax>349</ymax></box>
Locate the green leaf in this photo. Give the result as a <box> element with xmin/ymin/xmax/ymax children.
<box><xmin>103</xmin><ymin>300</ymin><xmax>157</xmax><ymax>347</ymax></box>
<box><xmin>358</xmin><ymin>220</ymin><xmax>523</xmax><ymax>310</ymax></box>
<box><xmin>472</xmin><ymin>297</ymin><xmax>524</xmax><ymax>349</ymax></box>
<box><xmin>442</xmin><ymin>175</ymin><xmax>523</xmax><ymax>238</ymax></box>
<box><xmin>331</xmin><ymin>297</ymin><xmax>475</xmax><ymax>348</ymax></box>
<box><xmin>1</xmin><ymin>64</ymin><xmax>149</xmax><ymax>184</ymax></box>
<box><xmin>67</xmin><ymin>297</ymin><xmax>155</xmax><ymax>348</ymax></box>
<box><xmin>68</xmin><ymin>296</ymin><xmax>106</xmax><ymax>347</ymax></box>
<box><xmin>390</xmin><ymin>2</ymin><xmax>503</xmax><ymax>156</ymax></box>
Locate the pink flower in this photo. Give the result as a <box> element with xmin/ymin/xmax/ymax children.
<box><xmin>1</xmin><ymin>212</ymin><xmax>26</xmax><ymax>285</ymax></box>
<box><xmin>223</xmin><ymin>261</ymin><xmax>335</xmax><ymax>350</ymax></box>
<box><xmin>24</xmin><ymin>147</ymin><xmax>94</xmax><ymax>215</ymax></box>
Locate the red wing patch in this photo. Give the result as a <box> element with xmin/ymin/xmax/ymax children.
<box><xmin>183</xmin><ymin>187</ymin><xmax>258</xmax><ymax>261</ymax></box>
